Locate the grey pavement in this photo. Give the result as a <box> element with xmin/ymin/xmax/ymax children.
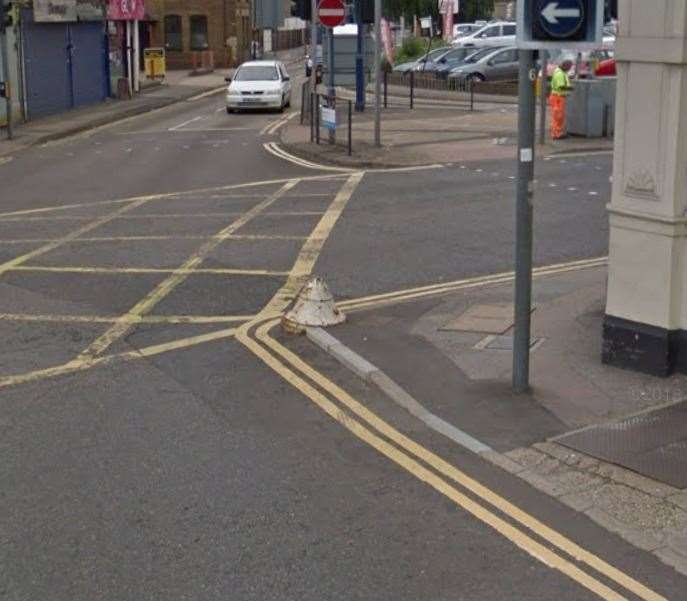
<box><xmin>280</xmin><ymin>86</ymin><xmax>614</xmax><ymax>168</ymax></box>
<box><xmin>0</xmin><ymin>60</ymin><xmax>683</xmax><ymax>601</ymax></box>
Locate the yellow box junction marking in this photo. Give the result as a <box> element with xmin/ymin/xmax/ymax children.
<box><xmin>76</xmin><ymin>180</ymin><xmax>299</xmax><ymax>360</ymax></box>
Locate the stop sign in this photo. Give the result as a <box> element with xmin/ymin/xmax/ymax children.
<box><xmin>318</xmin><ymin>0</ymin><xmax>346</xmax><ymax>28</ymax></box>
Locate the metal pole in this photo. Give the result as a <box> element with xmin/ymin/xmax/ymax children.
<box><xmin>327</xmin><ymin>28</ymin><xmax>335</xmax><ymax>144</ymax></box>
<box><xmin>315</xmin><ymin>93</ymin><xmax>320</xmax><ymax>144</ymax></box>
<box><xmin>355</xmin><ymin>1</ymin><xmax>364</xmax><ymax>111</ymax></box>
<box><xmin>1</xmin><ymin>27</ymin><xmax>12</xmax><ymax>139</ymax></box>
<box><xmin>410</xmin><ymin>70</ymin><xmax>414</xmax><ymax>109</ymax></box>
<box><xmin>348</xmin><ymin>100</ymin><xmax>352</xmax><ymax>155</ymax></box>
<box><xmin>383</xmin><ymin>69</ymin><xmax>387</xmax><ymax>108</ymax></box>
<box><xmin>133</xmin><ymin>19</ymin><xmax>140</xmax><ymax>93</ymax></box>
<box><xmin>310</xmin><ymin>0</ymin><xmax>318</xmax><ymax>96</ymax></box>
<box><xmin>539</xmin><ymin>50</ymin><xmax>548</xmax><ymax>145</ymax></box>
<box><xmin>373</xmin><ymin>0</ymin><xmax>381</xmax><ymax>147</ymax></box>
<box><xmin>470</xmin><ymin>78</ymin><xmax>474</xmax><ymax>111</ymax></box>
<box><xmin>310</xmin><ymin>90</ymin><xmax>315</xmax><ymax>141</ymax></box>
<box><xmin>126</xmin><ymin>21</ymin><xmax>133</xmax><ymax>97</ymax></box>
<box><xmin>513</xmin><ymin>49</ymin><xmax>536</xmax><ymax>394</ymax></box>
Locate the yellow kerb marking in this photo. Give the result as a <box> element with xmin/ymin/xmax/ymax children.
<box><xmin>239</xmin><ymin>321</ymin><xmax>633</xmax><ymax>601</ymax></box>
<box><xmin>77</xmin><ymin>180</ymin><xmax>299</xmax><ymax>360</ymax></box>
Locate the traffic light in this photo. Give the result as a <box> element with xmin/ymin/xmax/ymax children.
<box><xmin>292</xmin><ymin>0</ymin><xmax>312</xmax><ymax>21</ymax></box>
<box><xmin>517</xmin><ymin>0</ymin><xmax>604</xmax><ymax>49</ymax></box>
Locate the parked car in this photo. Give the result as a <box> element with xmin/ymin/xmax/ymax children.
<box><xmin>434</xmin><ymin>46</ymin><xmax>503</xmax><ymax>79</ymax></box>
<box><xmin>418</xmin><ymin>46</ymin><xmax>477</xmax><ymax>75</ymax></box>
<box><xmin>226</xmin><ymin>60</ymin><xmax>292</xmax><ymax>113</ymax></box>
<box><xmin>594</xmin><ymin>58</ymin><xmax>616</xmax><ymax>77</ymax></box>
<box><xmin>456</xmin><ymin>21</ymin><xmax>516</xmax><ymax>48</ymax></box>
<box><xmin>393</xmin><ymin>46</ymin><xmax>451</xmax><ymax>74</ymax></box>
<box><xmin>452</xmin><ymin>23</ymin><xmax>483</xmax><ymax>39</ymax></box>
<box><xmin>545</xmin><ymin>46</ymin><xmax>615</xmax><ymax>79</ymax></box>
<box><xmin>448</xmin><ymin>46</ymin><xmax>520</xmax><ymax>83</ymax></box>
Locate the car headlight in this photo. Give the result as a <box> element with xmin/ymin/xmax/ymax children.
<box><xmin>228</xmin><ymin>88</ymin><xmax>240</xmax><ymax>96</ymax></box>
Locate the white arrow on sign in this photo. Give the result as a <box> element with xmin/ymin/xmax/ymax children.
<box><xmin>541</xmin><ymin>2</ymin><xmax>581</xmax><ymax>24</ymax></box>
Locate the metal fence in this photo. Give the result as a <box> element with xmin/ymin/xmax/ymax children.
<box><xmin>384</xmin><ymin>71</ymin><xmax>518</xmax><ymax>109</ymax></box>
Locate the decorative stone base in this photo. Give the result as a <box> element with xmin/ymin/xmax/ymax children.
<box><xmin>601</xmin><ymin>315</ymin><xmax>687</xmax><ymax>377</ymax></box>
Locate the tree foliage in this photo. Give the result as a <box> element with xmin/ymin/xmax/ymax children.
<box><xmin>382</xmin><ymin>0</ymin><xmax>494</xmax><ymax>22</ymax></box>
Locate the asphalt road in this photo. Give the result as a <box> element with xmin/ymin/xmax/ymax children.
<box><xmin>1</xmin><ymin>83</ymin><xmax>683</xmax><ymax>601</ymax></box>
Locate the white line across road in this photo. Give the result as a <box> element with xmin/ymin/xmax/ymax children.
<box><xmin>263</xmin><ymin>142</ymin><xmax>354</xmax><ymax>172</ymax></box>
<box><xmin>168</xmin><ymin>115</ymin><xmax>204</xmax><ymax>131</ymax></box>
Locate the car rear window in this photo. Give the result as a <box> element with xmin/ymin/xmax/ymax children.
<box><xmin>234</xmin><ymin>66</ymin><xmax>279</xmax><ymax>81</ymax></box>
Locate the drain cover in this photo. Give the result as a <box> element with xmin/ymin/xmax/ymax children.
<box><xmin>556</xmin><ymin>401</ymin><xmax>687</xmax><ymax>489</ymax></box>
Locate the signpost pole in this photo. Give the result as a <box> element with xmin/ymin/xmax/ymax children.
<box><xmin>310</xmin><ymin>0</ymin><xmax>318</xmax><ymax>127</ymax></box>
<box><xmin>539</xmin><ymin>50</ymin><xmax>548</xmax><ymax>145</ymax></box>
<box><xmin>327</xmin><ymin>27</ymin><xmax>335</xmax><ymax>144</ymax></box>
<box><xmin>512</xmin><ymin>49</ymin><xmax>536</xmax><ymax>394</ymax></box>
<box><xmin>355</xmin><ymin>0</ymin><xmax>365</xmax><ymax>111</ymax></box>
<box><xmin>373</xmin><ymin>0</ymin><xmax>381</xmax><ymax>146</ymax></box>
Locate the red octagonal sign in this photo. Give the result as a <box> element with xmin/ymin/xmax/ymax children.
<box><xmin>318</xmin><ymin>0</ymin><xmax>346</xmax><ymax>28</ymax></box>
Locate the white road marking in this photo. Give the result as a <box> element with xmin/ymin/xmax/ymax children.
<box><xmin>169</xmin><ymin>115</ymin><xmax>203</xmax><ymax>131</ymax></box>
<box><xmin>263</xmin><ymin>142</ymin><xmax>354</xmax><ymax>173</ymax></box>
<box><xmin>589</xmin><ymin>191</ymin><xmax>599</xmax><ymax>196</ymax></box>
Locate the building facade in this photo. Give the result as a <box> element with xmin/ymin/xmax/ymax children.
<box><xmin>146</xmin><ymin>0</ymin><xmax>251</xmax><ymax>69</ymax></box>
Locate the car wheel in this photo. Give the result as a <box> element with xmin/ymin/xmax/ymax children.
<box><xmin>467</xmin><ymin>73</ymin><xmax>485</xmax><ymax>83</ymax></box>
<box><xmin>279</xmin><ymin>96</ymin><xmax>285</xmax><ymax>113</ymax></box>
<box><xmin>285</xmin><ymin>96</ymin><xmax>291</xmax><ymax>108</ymax></box>
<box><xmin>226</xmin><ymin>107</ymin><xmax>233</xmax><ymax>114</ymax></box>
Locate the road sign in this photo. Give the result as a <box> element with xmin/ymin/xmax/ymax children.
<box><xmin>538</xmin><ymin>0</ymin><xmax>585</xmax><ymax>38</ymax></box>
<box><xmin>517</xmin><ymin>0</ymin><xmax>603</xmax><ymax>49</ymax></box>
<box><xmin>318</xmin><ymin>0</ymin><xmax>345</xmax><ymax>28</ymax></box>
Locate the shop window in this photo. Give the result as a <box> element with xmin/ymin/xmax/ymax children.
<box><xmin>190</xmin><ymin>15</ymin><xmax>209</xmax><ymax>51</ymax></box>
<box><xmin>165</xmin><ymin>15</ymin><xmax>182</xmax><ymax>51</ymax></box>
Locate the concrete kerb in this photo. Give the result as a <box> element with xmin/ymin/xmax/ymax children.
<box><xmin>305</xmin><ymin>326</ymin><xmax>687</xmax><ymax>575</ymax></box>
<box><xmin>306</xmin><ymin>327</ymin><xmax>493</xmax><ymax>454</ymax></box>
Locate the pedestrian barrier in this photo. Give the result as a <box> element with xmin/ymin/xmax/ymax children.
<box><xmin>312</xmin><ymin>93</ymin><xmax>353</xmax><ymax>156</ymax></box>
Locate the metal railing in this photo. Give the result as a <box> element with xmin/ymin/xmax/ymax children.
<box><xmin>383</xmin><ymin>70</ymin><xmax>518</xmax><ymax>110</ymax></box>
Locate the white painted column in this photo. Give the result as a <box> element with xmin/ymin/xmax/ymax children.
<box><xmin>133</xmin><ymin>20</ymin><xmax>140</xmax><ymax>93</ymax></box>
<box><xmin>603</xmin><ymin>0</ymin><xmax>687</xmax><ymax>375</ymax></box>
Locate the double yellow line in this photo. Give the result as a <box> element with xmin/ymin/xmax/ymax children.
<box><xmin>238</xmin><ymin>316</ymin><xmax>667</xmax><ymax>601</ymax></box>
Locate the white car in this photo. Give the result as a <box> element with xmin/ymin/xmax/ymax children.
<box><xmin>456</xmin><ymin>21</ymin><xmax>517</xmax><ymax>48</ymax></box>
<box><xmin>452</xmin><ymin>23</ymin><xmax>482</xmax><ymax>39</ymax></box>
<box><xmin>226</xmin><ymin>60</ymin><xmax>292</xmax><ymax>113</ymax></box>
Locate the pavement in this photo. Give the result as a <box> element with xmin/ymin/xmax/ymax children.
<box><xmin>281</xmin><ymin>84</ymin><xmax>614</xmax><ymax>168</ymax></box>
<box><xmin>1</xmin><ymin>59</ymin><xmax>686</xmax><ymax>600</ymax></box>
<box><xmin>310</xmin><ymin>262</ymin><xmax>687</xmax><ymax>576</ymax></box>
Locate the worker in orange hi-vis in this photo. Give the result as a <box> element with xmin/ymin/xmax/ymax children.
<box><xmin>549</xmin><ymin>60</ymin><xmax>574</xmax><ymax>139</ymax></box>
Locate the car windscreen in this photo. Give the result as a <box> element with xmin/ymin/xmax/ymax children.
<box><xmin>234</xmin><ymin>66</ymin><xmax>279</xmax><ymax>81</ymax></box>
<box><xmin>464</xmin><ymin>47</ymin><xmax>499</xmax><ymax>64</ymax></box>
<box><xmin>422</xmin><ymin>47</ymin><xmax>451</xmax><ymax>62</ymax></box>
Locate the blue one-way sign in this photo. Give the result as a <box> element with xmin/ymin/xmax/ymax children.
<box><xmin>517</xmin><ymin>0</ymin><xmax>603</xmax><ymax>49</ymax></box>
<box><xmin>538</xmin><ymin>0</ymin><xmax>585</xmax><ymax>38</ymax></box>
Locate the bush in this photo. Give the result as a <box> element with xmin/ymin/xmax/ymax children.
<box><xmin>395</xmin><ymin>36</ymin><xmax>447</xmax><ymax>64</ymax></box>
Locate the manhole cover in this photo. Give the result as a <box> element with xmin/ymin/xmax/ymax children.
<box><xmin>556</xmin><ymin>401</ymin><xmax>687</xmax><ymax>488</ymax></box>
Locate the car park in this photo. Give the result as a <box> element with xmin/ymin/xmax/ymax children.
<box><xmin>226</xmin><ymin>60</ymin><xmax>292</xmax><ymax>113</ymax></box>
<box><xmin>456</xmin><ymin>21</ymin><xmax>516</xmax><ymax>48</ymax></box>
<box><xmin>448</xmin><ymin>46</ymin><xmax>520</xmax><ymax>83</ymax></box>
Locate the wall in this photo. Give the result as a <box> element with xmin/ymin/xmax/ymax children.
<box><xmin>147</xmin><ymin>0</ymin><xmax>247</xmax><ymax>68</ymax></box>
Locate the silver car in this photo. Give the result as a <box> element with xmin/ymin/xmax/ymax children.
<box><xmin>448</xmin><ymin>47</ymin><xmax>520</xmax><ymax>83</ymax></box>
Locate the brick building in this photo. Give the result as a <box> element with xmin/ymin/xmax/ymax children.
<box><xmin>146</xmin><ymin>0</ymin><xmax>252</xmax><ymax>68</ymax></box>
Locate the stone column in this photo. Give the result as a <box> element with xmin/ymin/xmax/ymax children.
<box><xmin>603</xmin><ymin>0</ymin><xmax>687</xmax><ymax>376</ymax></box>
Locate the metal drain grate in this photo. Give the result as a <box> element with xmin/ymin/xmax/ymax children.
<box><xmin>556</xmin><ymin>401</ymin><xmax>687</xmax><ymax>488</ymax></box>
